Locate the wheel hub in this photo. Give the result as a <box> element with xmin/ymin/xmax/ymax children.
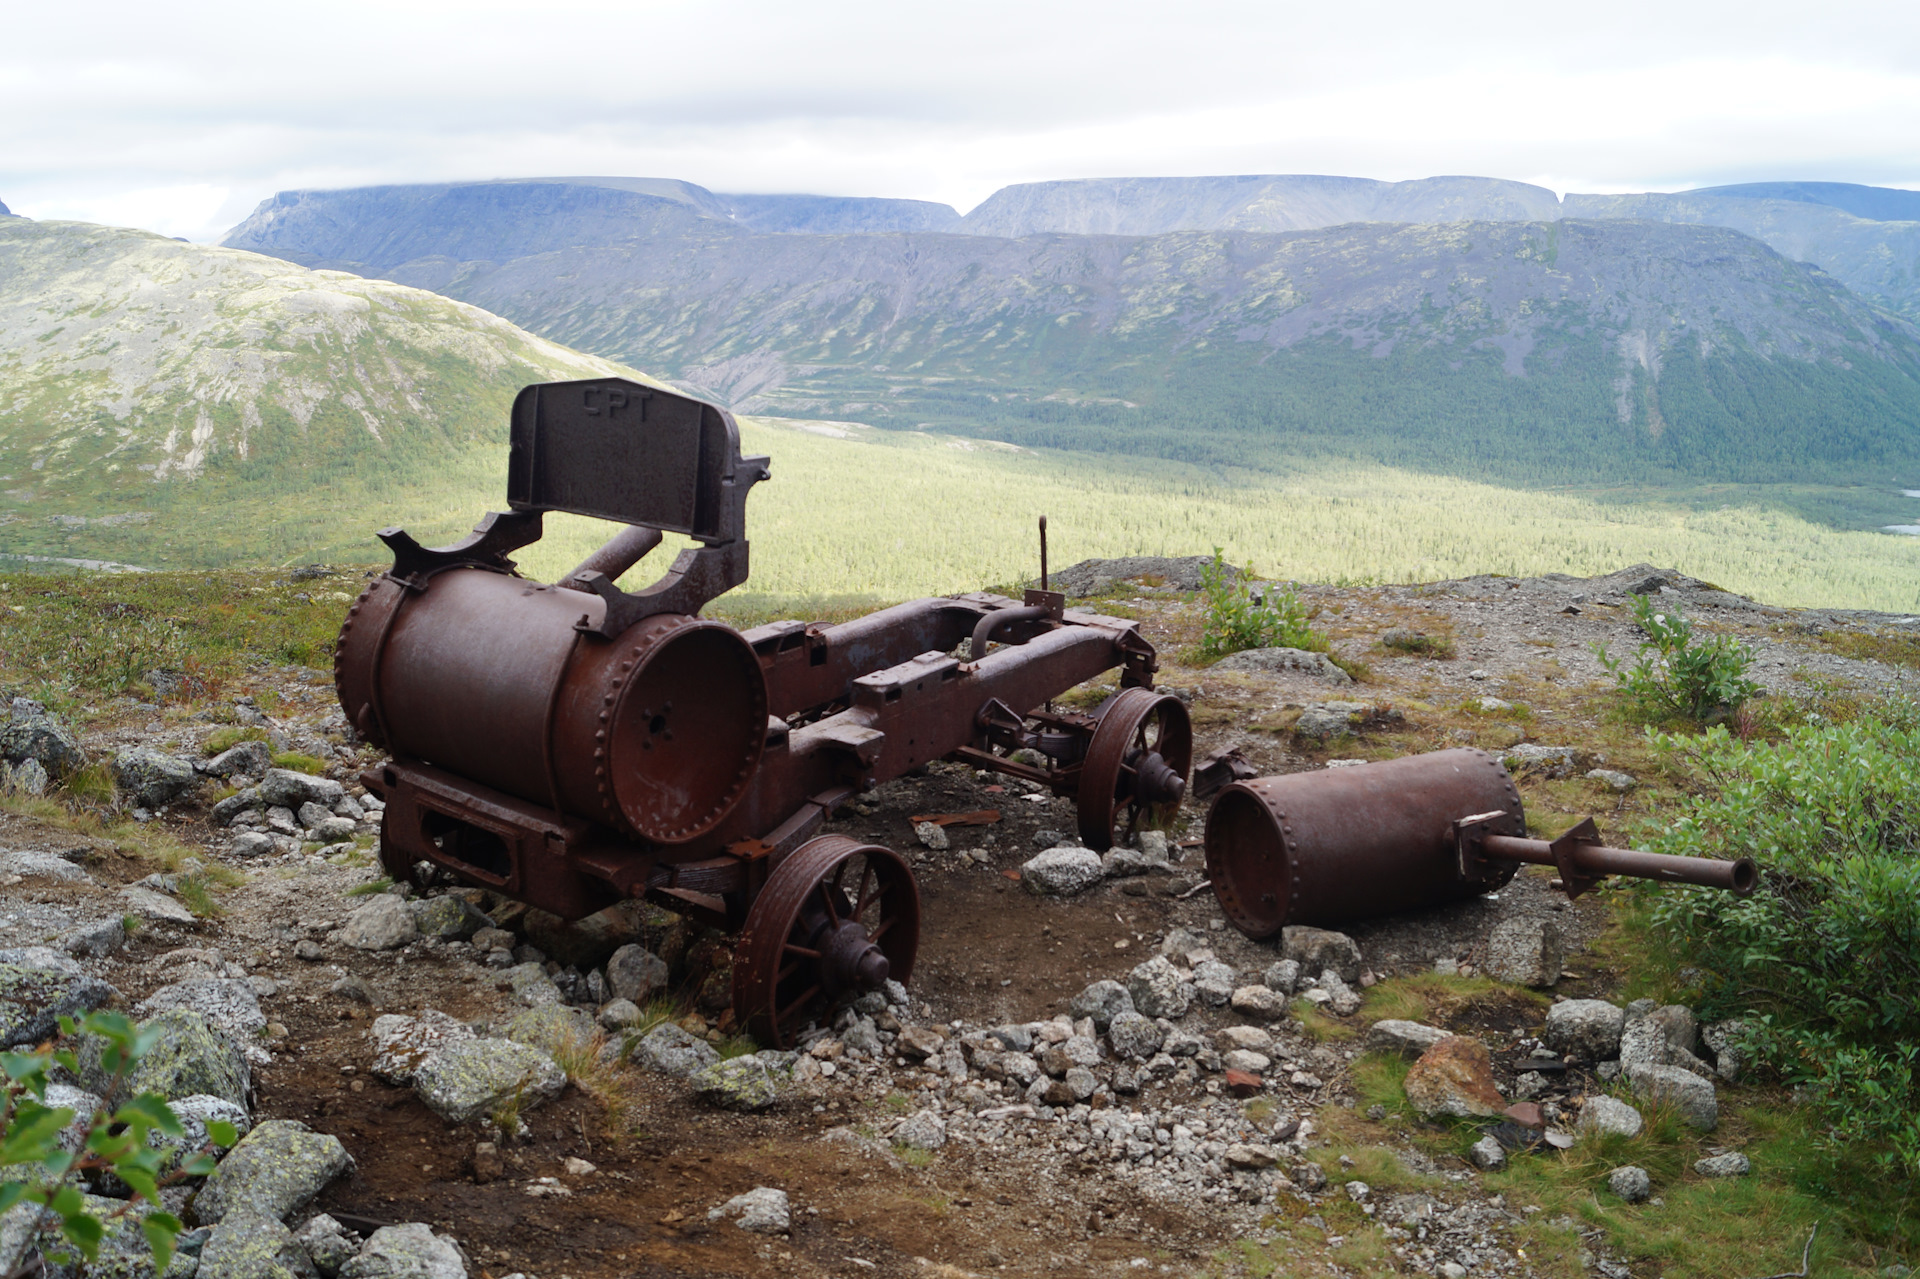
<box><xmin>817</xmin><ymin>917</ymin><xmax>890</xmax><ymax>997</ymax></box>
<box><xmin>1132</xmin><ymin>750</ymin><xmax>1187</xmax><ymax>807</ymax></box>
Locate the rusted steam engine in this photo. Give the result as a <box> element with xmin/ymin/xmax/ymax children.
<box><xmin>334</xmin><ymin>378</ymin><xmax>1191</xmax><ymax>1046</ymax></box>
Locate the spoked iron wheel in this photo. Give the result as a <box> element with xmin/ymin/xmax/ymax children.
<box><xmin>732</xmin><ymin>835</ymin><xmax>921</xmax><ymax>1048</ymax></box>
<box><xmin>1076</xmin><ymin>687</ymin><xmax>1193</xmax><ymax>851</ymax></box>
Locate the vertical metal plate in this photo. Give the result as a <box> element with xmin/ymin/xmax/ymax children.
<box><xmin>508</xmin><ymin>377</ymin><xmax>717</xmax><ymax>536</ymax></box>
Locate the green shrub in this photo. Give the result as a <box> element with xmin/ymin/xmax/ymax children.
<box><xmin>1198</xmin><ymin>549</ymin><xmax>1324</xmax><ymax>660</ymax></box>
<box><xmin>269</xmin><ymin>751</ymin><xmax>326</xmax><ymax>775</ymax></box>
<box><xmin>1594</xmin><ymin>594</ymin><xmax>1761</xmax><ymax>724</ymax></box>
<box><xmin>2</xmin><ymin>1011</ymin><xmax>237</xmax><ymax>1273</ymax></box>
<box><xmin>201</xmin><ymin>726</ymin><xmax>268</xmax><ymax>757</ymax></box>
<box><xmin>1647</xmin><ymin>703</ymin><xmax>1920</xmax><ymax>1178</ymax></box>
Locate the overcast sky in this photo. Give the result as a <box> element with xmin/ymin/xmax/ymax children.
<box><xmin>5</xmin><ymin>0</ymin><xmax>1920</xmax><ymax>242</ymax></box>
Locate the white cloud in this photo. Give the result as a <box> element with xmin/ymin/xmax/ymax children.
<box><xmin>2</xmin><ymin>0</ymin><xmax>1919</xmax><ymax>240</ymax></box>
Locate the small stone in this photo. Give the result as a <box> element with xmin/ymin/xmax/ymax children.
<box><xmin>340</xmin><ymin>895</ymin><xmax>418</xmax><ymax>951</ymax></box>
<box><xmin>197</xmin><ymin>1209</ymin><xmax>321</xmax><ymax>1279</ymax></box>
<box><xmin>1020</xmin><ymin>847</ymin><xmax>1106</xmax><ymax>896</ymax></box>
<box><xmin>257</xmin><ymin>768</ymin><xmax>345</xmax><ymax>811</ymax></box>
<box><xmin>1222</xmin><ymin>1050</ymin><xmax>1271</xmax><ymax>1074</ymax></box>
<box><xmin>195</xmin><ymin>1120</ymin><xmax>355</xmax><ymax>1225</ymax></box>
<box><xmin>1544</xmin><ymin>998</ymin><xmax>1625</xmax><ymax>1061</ymax></box>
<box><xmin>1694</xmin><ymin>1152</ymin><xmax>1751</xmax><ymax>1178</ymax></box>
<box><xmin>137</xmin><ymin>978</ymin><xmax>267</xmax><ymax>1046</ymax></box>
<box><xmin>1190</xmin><ymin>961</ymin><xmax>1236</xmax><ymax>1007</ymax></box>
<box><xmin>597</xmin><ymin>999</ymin><xmax>642</xmax><ymax>1030</ymax></box>
<box><xmin>604</xmin><ymin>943</ymin><xmax>670</xmax><ymax>1005</ymax></box>
<box><xmin>1586</xmin><ymin>768</ymin><xmax>1637</xmax><ymax>792</ymax></box>
<box><xmin>56</xmin><ymin>917</ymin><xmax>127</xmax><ymax>959</ymax></box>
<box><xmin>370</xmin><ymin>1010</ymin><xmax>474</xmax><ymax>1084</ymax></box>
<box><xmin>1211</xmin><ymin>647</ymin><xmax>1352</xmax><ymax>684</ymax></box>
<box><xmin>410</xmin><ymin>895</ymin><xmax>492</xmax><ymax>940</ymax></box>
<box><xmin>1</xmin><ymin>699</ymin><xmax>84</xmax><ymax>778</ymax></box>
<box><xmin>1228</xmin><ymin>985</ymin><xmax>1287</xmax><ymax>1020</ymax></box>
<box><xmin>1215</xmin><ymin>1025</ymin><xmax>1274</xmax><ymax>1054</ymax></box>
<box><xmin>230</xmin><ymin>831</ymin><xmax>278</xmax><ymax>859</ymax></box>
<box><xmin>295</xmin><ymin>1214</ymin><xmax>360</xmax><ymax>1279</ymax></box>
<box><xmin>113</xmin><ymin>747</ymin><xmax>201</xmax><ymax>808</ymax></box>
<box><xmin>1364</xmin><ymin>1019</ymin><xmax>1449</xmax><ymax>1058</ymax></box>
<box><xmin>1483</xmin><ymin>917</ymin><xmax>1564</xmax><ymax>987</ymax></box>
<box><xmin>1126</xmin><ymin>955</ymin><xmax>1192</xmax><ymax>1019</ymax></box>
<box><xmin>1223</xmin><ymin>1143</ymin><xmax>1277</xmax><ymax>1170</ymax></box>
<box><xmin>293</xmin><ymin>940</ymin><xmax>326</xmax><ymax>962</ymax></box>
<box><xmin>1468</xmin><ymin>1135</ymin><xmax>1507</xmax><ymax>1170</ymax></box>
<box><xmin>913</xmin><ymin>822</ymin><xmax>950</xmax><ymax>851</ymax></box>
<box><xmin>1626</xmin><ymin>1063</ymin><xmax>1718</xmax><ymax>1130</ymax></box>
<box><xmin>709</xmin><ymin>1186</ymin><xmax>790</xmax><ymax>1235</ymax></box>
<box><xmin>1608</xmin><ymin>1165</ymin><xmax>1652</xmax><ymax>1202</ymax></box>
<box><xmin>894</xmin><ymin>1108</ymin><xmax>947</xmax><ymax>1150</ymax></box>
<box><xmin>339</xmin><ymin>1222</ymin><xmax>467</xmax><ymax>1279</ymax></box>
<box><xmin>1262</xmin><ymin>959</ymin><xmax>1301</xmax><ymax>993</ymax></box>
<box><xmin>1067</xmin><ymin>979</ymin><xmax>1135</xmax><ymax>1031</ymax></box>
<box><xmin>330</xmin><ymin>974</ymin><xmax>375</xmax><ymax>1004</ymax></box>
<box><xmin>118</xmin><ymin>1008</ymin><xmax>250</xmax><ymax>1108</ymax></box>
<box><xmin>1577</xmin><ymin>1095</ymin><xmax>1644</xmax><ymax>1139</ymax></box>
<box><xmin>0</xmin><ymin>960</ymin><xmax>115</xmax><ymax>1046</ymax></box>
<box><xmin>1403</xmin><ymin>1036</ymin><xmax>1505</xmax><ymax>1119</ymax></box>
<box><xmin>691</xmin><ymin>1056</ymin><xmax>784</xmax><ymax>1112</ymax></box>
<box><xmin>1280</xmin><ymin>926</ymin><xmax>1362</xmax><ymax>982</ymax></box>
<box><xmin>1105</xmin><ymin>1011</ymin><xmax>1163</xmax><ymax>1060</ymax></box>
<box><xmin>205</xmin><ymin>741</ymin><xmax>273</xmax><ymax>779</ymax></box>
<box><xmin>412</xmin><ymin>1038</ymin><xmax>566</xmax><ymax>1125</ymax></box>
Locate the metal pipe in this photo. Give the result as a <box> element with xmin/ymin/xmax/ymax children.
<box><xmin>1481</xmin><ymin>834</ymin><xmax>1758</xmax><ymax>896</ymax></box>
<box><xmin>563</xmin><ymin>524</ymin><xmax>663</xmax><ymax>589</ymax></box>
<box><xmin>970</xmin><ymin>605</ymin><xmax>1050</xmax><ymax>663</ymax></box>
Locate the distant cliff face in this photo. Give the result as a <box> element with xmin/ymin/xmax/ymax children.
<box><xmin>955</xmin><ymin>174</ymin><xmax>1565</xmax><ymax>237</ymax></box>
<box><xmin>715</xmin><ymin>193</ymin><xmax>961</xmax><ymax>233</ymax></box>
<box><xmin>0</xmin><ymin>198</ymin><xmax>14</xmax><ymax>218</ymax></box>
<box><xmin>0</xmin><ymin>220</ymin><xmax>644</xmax><ymax>497</ymax></box>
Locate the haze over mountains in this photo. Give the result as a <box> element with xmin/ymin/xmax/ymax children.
<box><xmin>216</xmin><ymin>172</ymin><xmax>1920</xmax><ymax>487</ymax></box>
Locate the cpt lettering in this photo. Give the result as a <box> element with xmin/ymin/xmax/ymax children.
<box><xmin>581</xmin><ymin>386</ymin><xmax>650</xmax><ymax>419</ymax></box>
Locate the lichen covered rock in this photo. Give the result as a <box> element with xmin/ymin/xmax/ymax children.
<box><xmin>193</xmin><ymin>1120</ymin><xmax>354</xmax><ymax>1225</ymax></box>
<box><xmin>339</xmin><ymin>1222</ymin><xmax>467</xmax><ymax>1279</ymax></box>
<box><xmin>411</xmin><ymin>1038</ymin><xmax>565</xmax><ymax>1125</ymax></box>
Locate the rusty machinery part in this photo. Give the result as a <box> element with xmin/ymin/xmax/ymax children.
<box><xmin>733</xmin><ymin>835</ymin><xmax>920</xmax><ymax>1048</ymax></box>
<box><xmin>1206</xmin><ymin>748</ymin><xmax>1524</xmax><ymax>937</ymax></box>
<box><xmin>336</xmin><ymin>568</ymin><xmax>768</xmax><ymax>845</ymax></box>
<box><xmin>1206</xmin><ymin>748</ymin><xmax>1759</xmax><ymax>938</ymax></box>
<box><xmin>1076</xmin><ymin>687</ymin><xmax>1193</xmax><ymax>851</ymax></box>
<box><xmin>1469</xmin><ymin>818</ymin><xmax>1758</xmax><ymax>899</ymax></box>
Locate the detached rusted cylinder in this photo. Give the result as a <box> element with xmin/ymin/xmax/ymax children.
<box><xmin>1481</xmin><ymin>835</ymin><xmax>1758</xmax><ymax>895</ymax></box>
<box><xmin>335</xmin><ymin>568</ymin><xmax>767</xmax><ymax>843</ymax></box>
<box><xmin>565</xmin><ymin>524</ymin><xmax>663</xmax><ymax>587</ymax></box>
<box><xmin>1206</xmin><ymin>748</ymin><xmax>1525</xmax><ymax>937</ymax></box>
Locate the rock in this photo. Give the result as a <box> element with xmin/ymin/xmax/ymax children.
<box><xmin>913</xmin><ymin>821</ymin><xmax>949</xmax><ymax>851</ymax></box>
<box><xmin>194</xmin><ymin>1120</ymin><xmax>354</xmax><ymax>1225</ymax></box>
<box><xmin>840</xmin><ymin>1016</ymin><xmax>883</xmax><ymax>1057</ymax></box>
<box><xmin>294</xmin><ymin>1215</ymin><xmax>360</xmax><ymax>1279</ymax></box>
<box><xmin>1626</xmin><ymin>1063</ymin><xmax>1719</xmax><ymax>1130</ymax></box>
<box><xmin>340</xmin><ymin>896</ymin><xmax>418</xmax><ymax>951</ymax></box>
<box><xmin>113</xmin><ymin>747</ymin><xmax>201</xmax><ymax>809</ymax></box>
<box><xmin>1577</xmin><ymin>1095</ymin><xmax>1645</xmax><ymax>1139</ymax></box>
<box><xmin>1543</xmin><ymin>999</ymin><xmax>1624</xmax><ymax>1061</ymax></box>
<box><xmin>631</xmin><ymin>1023</ymin><xmax>720</xmax><ymax>1079</ymax></box>
<box><xmin>1215</xmin><ymin>1025</ymin><xmax>1274</xmax><ymax>1054</ymax></box>
<box><xmin>1468</xmin><ymin>1135</ymin><xmax>1507</xmax><ymax>1170</ymax></box>
<box><xmin>896</xmin><ymin>1026</ymin><xmax>944</xmax><ymax>1061</ymax></box>
<box><xmin>411</xmin><ymin>1038</ymin><xmax>566</xmax><ymax>1125</ymax></box>
<box><xmin>2</xmin><ymin>699</ymin><xmax>83</xmax><ymax>777</ymax></box>
<box><xmin>370</xmin><ymin>1011</ymin><xmax>474</xmax><ymax>1084</ymax></box>
<box><xmin>1694</xmin><ymin>1152</ymin><xmax>1751</xmax><ymax>1178</ymax></box>
<box><xmin>1211</xmin><ymin>647</ymin><xmax>1352</xmax><ymax>683</ymax></box>
<box><xmin>1364</xmin><ymin>1019</ymin><xmax>1449</xmax><ymax>1058</ymax></box>
<box><xmin>1294</xmin><ymin>702</ymin><xmax>1369</xmax><ymax>741</ymax></box>
<box><xmin>117</xmin><ymin>1009</ymin><xmax>250</xmax><ymax>1108</ymax></box>
<box><xmin>56</xmin><ymin>917</ymin><xmax>127</xmax><ymax>959</ymax></box>
<box><xmin>1019</xmin><ymin>847</ymin><xmax>1105</xmax><ymax>896</ymax></box>
<box><xmin>0</xmin><ymin>959</ymin><xmax>115</xmax><ymax>1045</ymax></box>
<box><xmin>893</xmin><ymin>1109</ymin><xmax>947</xmax><ymax>1150</ymax></box>
<box><xmin>409</xmin><ymin>896</ymin><xmax>491</xmax><ymax>941</ymax></box>
<box><xmin>230</xmin><ymin>832</ymin><xmax>278</xmax><ymax>859</ymax></box>
<box><xmin>505</xmin><ymin>963</ymin><xmax>560</xmax><ymax>1008</ymax></box>
<box><xmin>1223</xmin><ymin>1143</ymin><xmax>1278</xmax><ymax>1170</ymax></box>
<box><xmin>136</xmin><ymin>979</ymin><xmax>266</xmax><ymax>1047</ymax></box>
<box><xmin>8</xmin><ymin>758</ymin><xmax>48</xmax><ymax>795</ymax></box>
<box><xmin>1067</xmin><ymin>980</ymin><xmax>1134</xmax><ymax>1031</ymax></box>
<box><xmin>150</xmin><ymin>1093</ymin><xmax>252</xmax><ymax>1173</ymax></box>
<box><xmin>1502</xmin><ymin>744</ymin><xmax>1578</xmax><ymax>777</ymax></box>
<box><xmin>1039</xmin><ymin>1036</ymin><xmax>1101</xmax><ymax>1076</ymax></box>
<box><xmin>257</xmin><ymin>769</ymin><xmax>345</xmax><ymax>811</ymax></box>
<box><xmin>1403</xmin><ymin>1036</ymin><xmax>1505</xmax><ymax>1119</ymax></box>
<box><xmin>1101</xmin><ymin>846</ymin><xmax>1161</xmax><ymax>878</ymax></box>
<box><xmin>1135</xmin><ymin>830</ymin><xmax>1170</xmax><ymax>860</ymax></box>
<box><xmin>1620</xmin><ymin>1004</ymin><xmax>1704</xmax><ymax>1074</ymax></box>
<box><xmin>1483</xmin><ymin>918</ymin><xmax>1563</xmax><ymax>987</ymax></box>
<box><xmin>1126</xmin><ymin>955</ymin><xmax>1192</xmax><ymax>1019</ymax></box>
<box><xmin>604</xmin><ymin>944</ymin><xmax>669</xmax><ymax>1005</ymax></box>
<box><xmin>708</xmin><ymin>1186</ymin><xmax>789</xmax><ymax>1235</ymax></box>
<box><xmin>1105</xmin><ymin>1011</ymin><xmax>1163</xmax><ymax>1060</ymax></box>
<box><xmin>205</xmin><ymin>742</ymin><xmax>274</xmax><ymax>779</ymax></box>
<box><xmin>1223</xmin><ymin>1050</ymin><xmax>1271</xmax><ymax>1074</ymax></box>
<box><xmin>196</xmin><ymin>1210</ymin><xmax>318</xmax><ymax>1279</ymax></box>
<box><xmin>309</xmin><ymin>817</ymin><xmax>358</xmax><ymax>843</ymax></box>
<box><xmin>504</xmin><ymin>1004</ymin><xmax>596</xmax><ymax>1057</ymax></box>
<box><xmin>1280</xmin><ymin>927</ymin><xmax>1362</xmax><ymax>982</ymax></box>
<box><xmin>339</xmin><ymin>1222</ymin><xmax>468</xmax><ymax>1279</ymax></box>
<box><xmin>1701</xmin><ymin>1019</ymin><xmax>1748</xmax><ymax>1082</ymax></box>
<box><xmin>518</xmin><ymin>902</ymin><xmax>650</xmax><ymax>971</ymax></box>
<box><xmin>1586</xmin><ymin>769</ymin><xmax>1637</xmax><ymax>792</ymax></box>
<box><xmin>1608</xmin><ymin>1165</ymin><xmax>1652</xmax><ymax>1202</ymax></box>
<box><xmin>1316</xmin><ymin>968</ymin><xmax>1362</xmax><ymax>1015</ymax></box>
<box><xmin>1228</xmin><ymin>985</ymin><xmax>1287</xmax><ymax>1020</ymax></box>
<box><xmin>329</xmin><ymin>975</ymin><xmax>374</xmax><ymax>1004</ymax></box>
<box><xmin>1188</xmin><ymin>961</ymin><xmax>1235</xmax><ymax>1007</ymax></box>
<box><xmin>597</xmin><ymin>999</ymin><xmax>641</xmax><ymax>1030</ymax></box>
<box><xmin>0</xmin><ymin>850</ymin><xmax>91</xmax><ymax>884</ymax></box>
<box><xmin>1261</xmin><ymin>959</ymin><xmax>1301</xmax><ymax>993</ymax></box>
<box><xmin>212</xmin><ymin>789</ymin><xmax>263</xmax><ymax>826</ymax></box>
<box><xmin>1476</xmin><ymin>696</ymin><xmax>1514</xmax><ymax>712</ymax></box>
